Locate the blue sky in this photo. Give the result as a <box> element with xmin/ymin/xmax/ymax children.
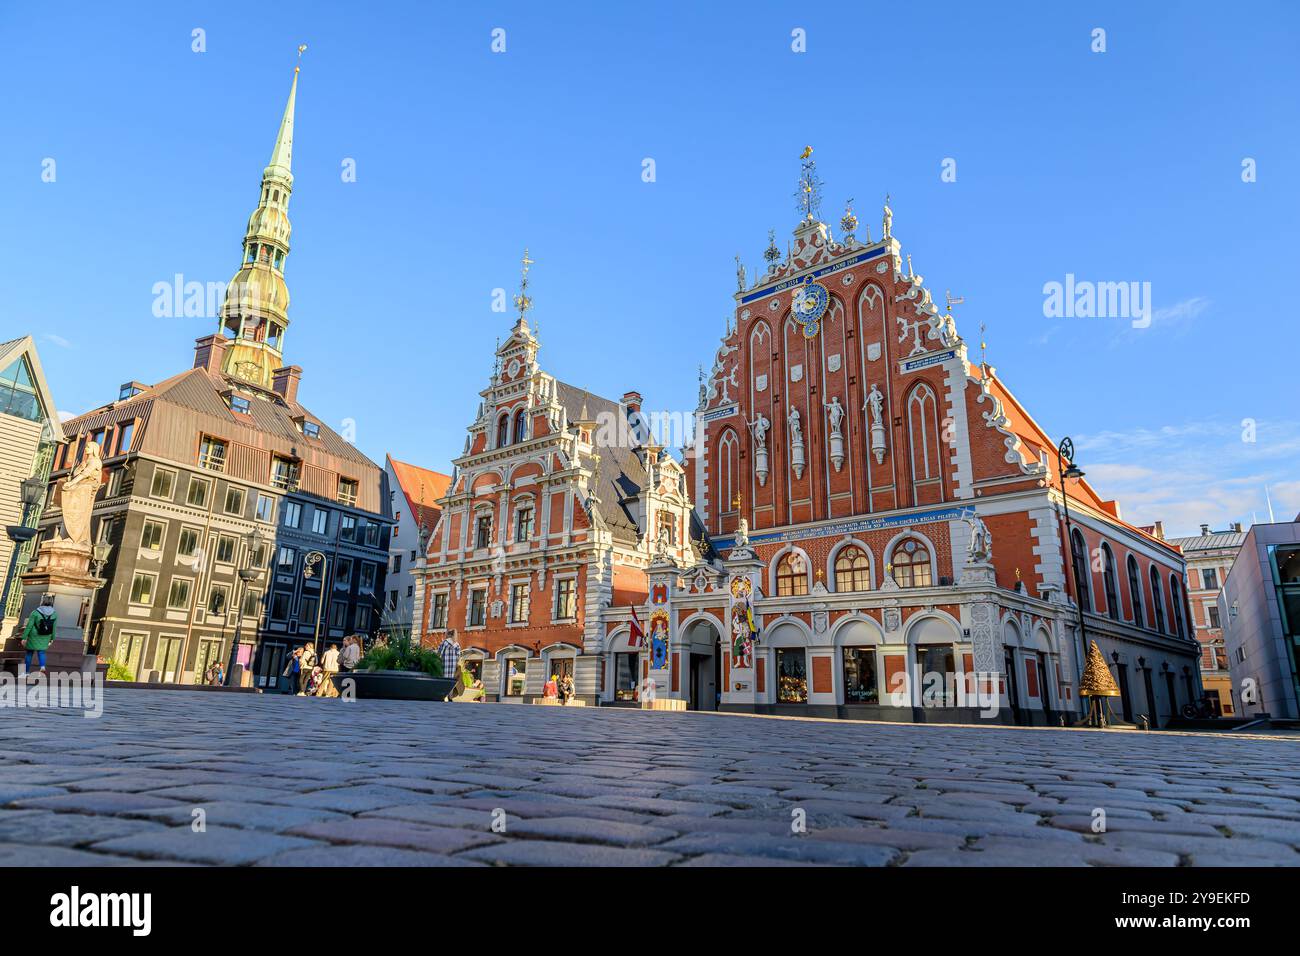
<box><xmin>2</xmin><ymin>1</ymin><xmax>1298</xmax><ymax>536</ymax></box>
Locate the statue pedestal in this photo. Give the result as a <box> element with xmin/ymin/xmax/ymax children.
<box><xmin>958</xmin><ymin>559</ymin><xmax>997</xmax><ymax>587</ymax></box>
<box><xmin>0</xmin><ymin>540</ymin><xmax>103</xmax><ymax>676</ymax></box>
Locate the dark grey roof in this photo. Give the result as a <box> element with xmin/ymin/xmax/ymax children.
<box><xmin>555</xmin><ymin>380</ymin><xmax>646</xmax><ymax>546</ymax></box>
<box><xmin>1167</xmin><ymin>531</ymin><xmax>1248</xmax><ymax>553</ymax></box>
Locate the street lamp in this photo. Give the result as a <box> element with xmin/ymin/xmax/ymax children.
<box><xmin>1057</xmin><ymin>437</ymin><xmax>1089</xmax><ymax>718</ymax></box>
<box><xmin>303</xmin><ymin>550</ymin><xmax>328</xmax><ymax>656</ymax></box>
<box><xmin>2</xmin><ymin>476</ymin><xmax>49</xmax><ymax>621</ymax></box>
<box><xmin>224</xmin><ymin>526</ymin><xmax>266</xmax><ymax>687</ymax></box>
<box><xmin>91</xmin><ymin>539</ymin><xmax>113</xmax><ymax>578</ymax></box>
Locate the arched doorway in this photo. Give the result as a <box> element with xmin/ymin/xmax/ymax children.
<box><xmin>683</xmin><ymin>616</ymin><xmax>721</xmax><ymax>711</ymax></box>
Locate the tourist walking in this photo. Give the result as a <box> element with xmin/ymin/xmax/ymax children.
<box><xmin>283</xmin><ymin>646</ymin><xmax>302</xmax><ymax>694</ymax></box>
<box><xmin>340</xmin><ymin>635</ymin><xmax>362</xmax><ymax>672</ymax></box>
<box><xmin>438</xmin><ymin>630</ymin><xmax>461</xmax><ymax>678</ymax></box>
<box><xmin>560</xmin><ymin>672</ymin><xmax>575</xmax><ymax>705</ymax></box>
<box><xmin>21</xmin><ymin>594</ymin><xmax>56</xmax><ymax>679</ymax></box>
<box><xmin>298</xmin><ymin>643</ymin><xmax>316</xmax><ymax>695</ymax></box>
<box><xmin>318</xmin><ymin>643</ymin><xmax>341</xmax><ymax>697</ymax></box>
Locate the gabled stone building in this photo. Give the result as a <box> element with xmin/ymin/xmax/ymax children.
<box><xmin>652</xmin><ymin>161</ymin><xmax>1201</xmax><ymax>724</ymax></box>
<box><xmin>35</xmin><ymin>63</ymin><xmax>392</xmax><ymax>685</ymax></box>
<box><xmin>412</xmin><ymin>278</ymin><xmax>696</xmax><ymax>704</ymax></box>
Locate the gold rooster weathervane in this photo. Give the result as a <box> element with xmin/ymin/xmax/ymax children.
<box><xmin>296</xmin><ymin>43</ymin><xmax>307</xmax><ymax>72</ymax></box>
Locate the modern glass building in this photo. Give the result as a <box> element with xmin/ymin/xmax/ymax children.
<box><xmin>1221</xmin><ymin>520</ymin><xmax>1300</xmax><ymax>720</ymax></box>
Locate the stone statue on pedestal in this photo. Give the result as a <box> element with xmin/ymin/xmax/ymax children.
<box><xmin>56</xmin><ymin>442</ymin><xmax>102</xmax><ymax>548</ymax></box>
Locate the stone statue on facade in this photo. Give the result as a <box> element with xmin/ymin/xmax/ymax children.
<box><xmin>964</xmin><ymin>512</ymin><xmax>993</xmax><ymax>563</ymax></box>
<box><xmin>56</xmin><ymin>442</ymin><xmax>103</xmax><ymax>548</ymax></box>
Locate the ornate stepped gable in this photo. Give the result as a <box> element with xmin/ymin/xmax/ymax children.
<box><xmin>417</xmin><ymin>265</ymin><xmax>697</xmax><ymax>680</ymax></box>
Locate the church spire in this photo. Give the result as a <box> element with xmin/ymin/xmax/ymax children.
<box><xmin>218</xmin><ymin>50</ymin><xmax>305</xmax><ymax>390</ymax></box>
<box><xmin>265</xmin><ymin>46</ymin><xmax>304</xmax><ymax>182</ymax></box>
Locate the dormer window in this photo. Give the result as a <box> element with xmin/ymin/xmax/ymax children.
<box><xmin>302</xmin><ymin>421</ymin><xmax>319</xmax><ymax>439</ymax></box>
<box><xmin>229</xmin><ymin>395</ymin><xmax>251</xmax><ymax>414</ymax></box>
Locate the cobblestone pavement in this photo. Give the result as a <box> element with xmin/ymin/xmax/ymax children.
<box><xmin>2</xmin><ymin>690</ymin><xmax>1299</xmax><ymax>866</ymax></box>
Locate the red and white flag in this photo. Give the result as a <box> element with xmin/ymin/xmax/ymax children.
<box><xmin>628</xmin><ymin>605</ymin><xmax>646</xmax><ymax>649</ymax></box>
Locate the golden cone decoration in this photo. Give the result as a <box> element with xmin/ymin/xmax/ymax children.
<box><xmin>1079</xmin><ymin>640</ymin><xmax>1121</xmax><ymax>697</ymax></box>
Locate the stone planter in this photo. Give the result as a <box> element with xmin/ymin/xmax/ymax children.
<box><xmin>332</xmin><ymin>669</ymin><xmax>455</xmax><ymax>701</ymax></box>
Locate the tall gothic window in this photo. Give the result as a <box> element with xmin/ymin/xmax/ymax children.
<box><xmin>776</xmin><ymin>552</ymin><xmax>808</xmax><ymax>597</ymax></box>
<box><xmin>513</xmin><ymin>408</ymin><xmax>527</xmax><ymax>444</ymax></box>
<box><xmin>718</xmin><ymin>429</ymin><xmax>738</xmax><ymax>520</ymax></box>
<box><xmin>891</xmin><ymin>539</ymin><xmax>932</xmax><ymax>588</ymax></box>
<box><xmin>1127</xmin><ymin>554</ymin><xmax>1145</xmax><ymax>627</ymax></box>
<box><xmin>834</xmin><ymin>546</ymin><xmax>872</xmax><ymax>592</ymax></box>
<box><xmin>1071</xmin><ymin>529</ymin><xmax>1092</xmax><ymax>612</ymax></box>
<box><xmin>1150</xmin><ymin>565</ymin><xmax>1166</xmax><ymax>633</ymax></box>
<box><xmin>496</xmin><ymin>415</ymin><xmax>509</xmax><ymax>449</ymax></box>
<box><xmin>1101</xmin><ymin>543</ymin><xmax>1120</xmax><ymax>620</ymax></box>
<box><xmin>1170</xmin><ymin>574</ymin><xmax>1186</xmax><ymax>638</ymax></box>
<box><xmin>906</xmin><ymin>384</ymin><xmax>941</xmax><ymax>497</ymax></box>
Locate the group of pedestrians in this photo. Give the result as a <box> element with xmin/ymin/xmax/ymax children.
<box><xmin>281</xmin><ymin>634</ymin><xmax>362</xmax><ymax>697</ymax></box>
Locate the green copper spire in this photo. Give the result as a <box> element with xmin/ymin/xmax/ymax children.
<box><xmin>265</xmin><ymin>49</ymin><xmax>303</xmax><ymax>183</ymax></box>
<box><xmin>218</xmin><ymin>49</ymin><xmax>305</xmax><ymax>390</ymax></box>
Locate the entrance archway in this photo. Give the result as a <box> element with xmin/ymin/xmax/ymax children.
<box><xmin>682</xmin><ymin>615</ymin><xmax>722</xmax><ymax>711</ymax></box>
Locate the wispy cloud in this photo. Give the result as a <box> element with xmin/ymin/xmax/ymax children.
<box><xmin>1150</xmin><ymin>296</ymin><xmax>1210</xmax><ymax>329</ymax></box>
<box><xmin>42</xmin><ymin>333</ymin><xmax>73</xmax><ymax>349</ymax></box>
<box><xmin>1074</xmin><ymin>417</ymin><xmax>1300</xmax><ymax>535</ymax></box>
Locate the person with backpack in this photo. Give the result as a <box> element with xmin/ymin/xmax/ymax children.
<box><xmin>21</xmin><ymin>595</ymin><xmax>57</xmax><ymax>678</ymax></box>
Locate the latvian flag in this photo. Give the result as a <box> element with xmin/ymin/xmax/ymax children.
<box><xmin>629</xmin><ymin>605</ymin><xmax>646</xmax><ymax>649</ymax></box>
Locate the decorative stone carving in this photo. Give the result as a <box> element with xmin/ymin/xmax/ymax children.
<box><xmin>883</xmin><ymin>607</ymin><xmax>902</xmax><ymax>633</ymax></box>
<box><xmin>964</xmin><ymin>512</ymin><xmax>992</xmax><ymax>562</ymax></box>
<box><xmin>969</xmin><ymin>601</ymin><xmax>998</xmax><ymax>675</ymax></box>
<box><xmin>789</xmin><ymin>364</ymin><xmax>803</xmax><ymax>383</ymax></box>
<box><xmin>747</xmin><ymin>412</ymin><xmax>770</xmax><ymax>487</ymax></box>
<box><xmin>788</xmin><ymin>405</ymin><xmax>805</xmax><ymax>480</ymax></box>
<box><xmin>824</xmin><ymin>396</ymin><xmax>845</xmax><ymax>472</ymax></box>
<box><xmin>865</xmin><ymin>383</ymin><xmax>887</xmax><ymax>465</ymax></box>
<box><xmin>827</xmin><ymin>353</ymin><xmax>841</xmax><ymax>372</ymax></box>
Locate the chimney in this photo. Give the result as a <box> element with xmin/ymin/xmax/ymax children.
<box><xmin>1153</xmin><ymin>520</ymin><xmax>1165</xmax><ymax>540</ymax></box>
<box><xmin>622</xmin><ymin>390</ymin><xmax>643</xmax><ymax>415</ymax></box>
<box><xmin>193</xmin><ymin>334</ymin><xmax>228</xmax><ymax>374</ymax></box>
<box><xmin>1200</xmin><ymin>523</ymin><xmax>1210</xmax><ymax>535</ymax></box>
<box><xmin>271</xmin><ymin>365</ymin><xmax>303</xmax><ymax>405</ymax></box>
<box><xmin>1233</xmin><ymin>522</ymin><xmax>1244</xmax><ymax>532</ymax></box>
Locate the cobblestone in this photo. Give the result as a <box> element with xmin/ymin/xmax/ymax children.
<box><xmin>0</xmin><ymin>689</ymin><xmax>1298</xmax><ymax>866</ymax></box>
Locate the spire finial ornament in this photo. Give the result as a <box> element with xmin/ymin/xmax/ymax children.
<box><xmin>763</xmin><ymin>228</ymin><xmax>780</xmax><ymax>268</ymax></box>
<box><xmin>795</xmin><ymin>146</ymin><xmax>823</xmax><ymax>223</ymax></box>
<box><xmin>296</xmin><ymin>43</ymin><xmax>307</xmax><ymax>72</ymax></box>
<box><xmin>882</xmin><ymin>193</ymin><xmax>893</xmax><ymax>240</ymax></box>
<box><xmin>734</xmin><ymin>255</ymin><xmax>746</xmax><ymax>292</ymax></box>
<box><xmin>840</xmin><ymin>198</ymin><xmax>858</xmax><ymax>243</ymax></box>
<box><xmin>513</xmin><ymin>248</ymin><xmax>535</xmax><ymax>326</ymax></box>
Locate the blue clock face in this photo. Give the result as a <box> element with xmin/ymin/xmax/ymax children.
<box><xmin>791</xmin><ymin>280</ymin><xmax>828</xmax><ymax>338</ymax></box>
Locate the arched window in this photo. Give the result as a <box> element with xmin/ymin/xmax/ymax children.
<box><xmin>891</xmin><ymin>539</ymin><xmax>932</xmax><ymax>588</ymax></box>
<box><xmin>1101</xmin><ymin>543</ymin><xmax>1119</xmax><ymax>620</ymax></box>
<box><xmin>513</xmin><ymin>408</ymin><xmax>527</xmax><ymax>444</ymax></box>
<box><xmin>834</xmin><ymin>546</ymin><xmax>872</xmax><ymax>592</ymax></box>
<box><xmin>1149</xmin><ymin>565</ymin><xmax>1166</xmax><ymax>633</ymax></box>
<box><xmin>717</xmin><ymin>430</ymin><xmax>738</xmax><ymax>524</ymax></box>
<box><xmin>1070</xmin><ymin>529</ymin><xmax>1092</xmax><ymax>612</ymax></box>
<box><xmin>1169</xmin><ymin>574</ymin><xmax>1186</xmax><ymax>639</ymax></box>
<box><xmin>1127</xmin><ymin>554</ymin><xmax>1145</xmax><ymax>628</ymax></box>
<box><xmin>906</xmin><ymin>384</ymin><xmax>941</xmax><ymax>499</ymax></box>
<box><xmin>496</xmin><ymin>415</ymin><xmax>509</xmax><ymax>449</ymax></box>
<box><xmin>776</xmin><ymin>552</ymin><xmax>808</xmax><ymax>597</ymax></box>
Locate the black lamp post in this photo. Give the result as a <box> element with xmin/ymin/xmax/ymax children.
<box><xmin>1057</xmin><ymin>437</ymin><xmax>1090</xmax><ymax>705</ymax></box>
<box><xmin>2</xmin><ymin>476</ymin><xmax>48</xmax><ymax>621</ymax></box>
<box><xmin>224</xmin><ymin>526</ymin><xmax>266</xmax><ymax>687</ymax></box>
